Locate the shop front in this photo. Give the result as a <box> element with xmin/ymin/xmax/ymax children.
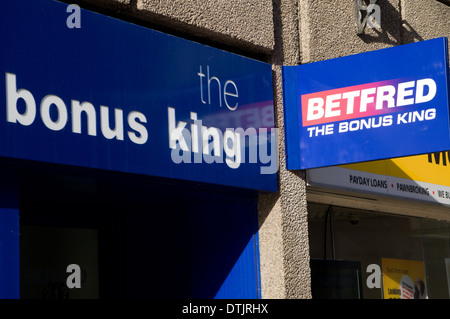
<box><xmin>0</xmin><ymin>0</ymin><xmax>276</xmax><ymax>299</ymax></box>
<box><xmin>306</xmin><ymin>154</ymin><xmax>450</xmax><ymax>299</ymax></box>
<box><xmin>282</xmin><ymin>37</ymin><xmax>450</xmax><ymax>299</ymax></box>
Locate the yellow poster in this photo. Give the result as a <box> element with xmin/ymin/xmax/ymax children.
<box><xmin>307</xmin><ymin>151</ymin><xmax>450</xmax><ymax>206</ymax></box>
<box><xmin>381</xmin><ymin>258</ymin><xmax>426</xmax><ymax>299</ymax></box>
<box><xmin>343</xmin><ymin>152</ymin><xmax>450</xmax><ymax>187</ymax></box>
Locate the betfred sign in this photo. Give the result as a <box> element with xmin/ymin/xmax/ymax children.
<box><xmin>302</xmin><ymin>78</ymin><xmax>436</xmax><ymax>128</ymax></box>
<box><xmin>283</xmin><ymin>37</ymin><xmax>450</xmax><ymax>169</ymax></box>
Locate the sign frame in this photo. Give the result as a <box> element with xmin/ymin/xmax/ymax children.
<box><xmin>282</xmin><ymin>37</ymin><xmax>450</xmax><ymax>170</ymax></box>
<box><xmin>0</xmin><ymin>0</ymin><xmax>277</xmax><ymax>192</ymax></box>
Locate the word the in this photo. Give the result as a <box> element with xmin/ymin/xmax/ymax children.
<box><xmin>6</xmin><ymin>73</ymin><xmax>148</xmax><ymax>144</ymax></box>
<box><xmin>198</xmin><ymin>65</ymin><xmax>239</xmax><ymax>111</ymax></box>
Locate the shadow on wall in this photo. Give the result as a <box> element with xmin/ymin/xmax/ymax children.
<box><xmin>358</xmin><ymin>0</ymin><xmax>423</xmax><ymax>44</ymax></box>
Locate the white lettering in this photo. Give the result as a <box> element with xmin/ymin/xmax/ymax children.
<box><xmin>66</xmin><ymin>264</ymin><xmax>81</xmax><ymax>289</ymax></box>
<box><xmin>307</xmin><ymin>97</ymin><xmax>325</xmax><ymax>121</ymax></box>
<box><xmin>6</xmin><ymin>73</ymin><xmax>36</xmax><ymax>126</ymax></box>
<box><xmin>127</xmin><ymin>111</ymin><xmax>148</xmax><ymax>144</ymax></box>
<box><xmin>366</xmin><ymin>264</ymin><xmax>381</xmax><ymax>289</ymax></box>
<box><xmin>168</xmin><ymin>107</ymin><xmax>189</xmax><ymax>151</ymax></box>
<box><xmin>325</xmin><ymin>93</ymin><xmax>341</xmax><ymax>118</ymax></box>
<box><xmin>224</xmin><ymin>129</ymin><xmax>241</xmax><ymax>169</ymax></box>
<box><xmin>100</xmin><ymin>106</ymin><xmax>124</xmax><ymax>140</ymax></box>
<box><xmin>6</xmin><ymin>73</ymin><xmax>146</xmax><ymax>144</ymax></box>
<box><xmin>304</xmin><ymin>78</ymin><xmax>438</xmax><ymax>123</ymax></box>
<box><xmin>168</xmin><ymin>107</ymin><xmax>278</xmax><ymax>174</ymax></box>
<box><xmin>415</xmin><ymin>78</ymin><xmax>437</xmax><ymax>103</ymax></box>
<box><xmin>342</xmin><ymin>90</ymin><xmax>360</xmax><ymax>114</ymax></box>
<box><xmin>360</xmin><ymin>87</ymin><xmax>376</xmax><ymax>112</ymax></box>
<box><xmin>72</xmin><ymin>100</ymin><xmax>97</xmax><ymax>136</ymax></box>
<box><xmin>40</xmin><ymin>95</ymin><xmax>68</xmax><ymax>131</ymax></box>
<box><xmin>396</xmin><ymin>81</ymin><xmax>415</xmax><ymax>106</ymax></box>
<box><xmin>66</xmin><ymin>4</ymin><xmax>81</xmax><ymax>29</ymax></box>
<box><xmin>376</xmin><ymin>85</ymin><xmax>396</xmax><ymax>109</ymax></box>
<box><xmin>224</xmin><ymin>80</ymin><xmax>239</xmax><ymax>111</ymax></box>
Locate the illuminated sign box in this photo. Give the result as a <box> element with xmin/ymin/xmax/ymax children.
<box><xmin>282</xmin><ymin>37</ymin><xmax>450</xmax><ymax>170</ymax></box>
<box><xmin>0</xmin><ymin>0</ymin><xmax>277</xmax><ymax>191</ymax></box>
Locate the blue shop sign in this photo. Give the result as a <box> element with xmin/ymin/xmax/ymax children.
<box><xmin>282</xmin><ymin>37</ymin><xmax>450</xmax><ymax>170</ymax></box>
<box><xmin>0</xmin><ymin>0</ymin><xmax>277</xmax><ymax>191</ymax></box>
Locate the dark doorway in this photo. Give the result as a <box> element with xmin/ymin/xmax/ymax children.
<box><xmin>19</xmin><ymin>166</ymin><xmax>260</xmax><ymax>299</ymax></box>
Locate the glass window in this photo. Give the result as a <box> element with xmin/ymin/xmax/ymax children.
<box><xmin>308</xmin><ymin>202</ymin><xmax>450</xmax><ymax>299</ymax></box>
<box><xmin>20</xmin><ymin>225</ymin><xmax>99</xmax><ymax>299</ymax></box>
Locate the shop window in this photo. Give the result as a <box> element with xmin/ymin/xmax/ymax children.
<box><xmin>20</xmin><ymin>225</ymin><xmax>99</xmax><ymax>299</ymax></box>
<box><xmin>308</xmin><ymin>203</ymin><xmax>450</xmax><ymax>299</ymax></box>
<box><xmin>18</xmin><ymin>169</ymin><xmax>261</xmax><ymax>299</ymax></box>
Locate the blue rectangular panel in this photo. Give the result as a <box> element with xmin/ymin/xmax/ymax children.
<box><xmin>189</xmin><ymin>197</ymin><xmax>261</xmax><ymax>299</ymax></box>
<box><xmin>283</xmin><ymin>38</ymin><xmax>450</xmax><ymax>169</ymax></box>
<box><xmin>0</xmin><ymin>0</ymin><xmax>277</xmax><ymax>191</ymax></box>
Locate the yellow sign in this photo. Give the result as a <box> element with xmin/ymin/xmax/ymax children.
<box><xmin>343</xmin><ymin>151</ymin><xmax>450</xmax><ymax>187</ymax></box>
<box><xmin>307</xmin><ymin>151</ymin><xmax>450</xmax><ymax>205</ymax></box>
<box><xmin>381</xmin><ymin>258</ymin><xmax>426</xmax><ymax>299</ymax></box>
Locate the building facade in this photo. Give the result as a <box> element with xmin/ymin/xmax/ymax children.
<box><xmin>1</xmin><ymin>0</ymin><xmax>450</xmax><ymax>299</ymax></box>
